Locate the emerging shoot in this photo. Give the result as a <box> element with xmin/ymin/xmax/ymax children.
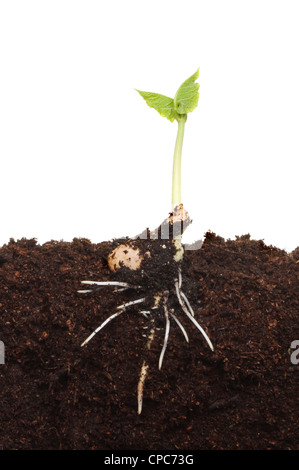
<box><xmin>136</xmin><ymin>69</ymin><xmax>199</xmax><ymax>211</ymax></box>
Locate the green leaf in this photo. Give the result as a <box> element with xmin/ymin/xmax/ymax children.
<box><xmin>174</xmin><ymin>68</ymin><xmax>199</xmax><ymax>115</ymax></box>
<box><xmin>135</xmin><ymin>90</ymin><xmax>176</xmax><ymax>122</ymax></box>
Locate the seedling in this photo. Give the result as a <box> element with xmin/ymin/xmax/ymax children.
<box><xmin>79</xmin><ymin>69</ymin><xmax>214</xmax><ymax>414</ymax></box>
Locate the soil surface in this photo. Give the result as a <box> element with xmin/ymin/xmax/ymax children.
<box><xmin>0</xmin><ymin>232</ymin><xmax>298</xmax><ymax>450</ymax></box>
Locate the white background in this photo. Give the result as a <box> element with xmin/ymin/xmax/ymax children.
<box><xmin>0</xmin><ymin>0</ymin><xmax>298</xmax><ymax>252</ymax></box>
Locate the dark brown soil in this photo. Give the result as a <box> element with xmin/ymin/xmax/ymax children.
<box><xmin>0</xmin><ymin>232</ymin><xmax>298</xmax><ymax>450</ymax></box>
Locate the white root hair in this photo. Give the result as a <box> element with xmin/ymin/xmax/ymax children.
<box><xmin>137</xmin><ymin>361</ymin><xmax>149</xmax><ymax>415</ymax></box>
<box><xmin>78</xmin><ymin>280</ymin><xmax>141</xmax><ymax>294</ymax></box>
<box><xmin>158</xmin><ymin>293</ymin><xmax>170</xmax><ymax>370</ymax></box>
<box><xmin>175</xmin><ymin>280</ymin><xmax>214</xmax><ymax>352</ymax></box>
<box><xmin>169</xmin><ymin>310</ymin><xmax>189</xmax><ymax>343</ymax></box>
<box><xmin>81</xmin><ymin>310</ymin><xmax>124</xmax><ymax>347</ymax></box>
<box><xmin>117</xmin><ymin>298</ymin><xmax>146</xmax><ymax>310</ymax></box>
<box><xmin>81</xmin><ymin>297</ymin><xmax>146</xmax><ymax>347</ymax></box>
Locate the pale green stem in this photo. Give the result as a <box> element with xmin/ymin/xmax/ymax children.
<box><xmin>171</xmin><ymin>115</ymin><xmax>187</xmax><ymax>211</ymax></box>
